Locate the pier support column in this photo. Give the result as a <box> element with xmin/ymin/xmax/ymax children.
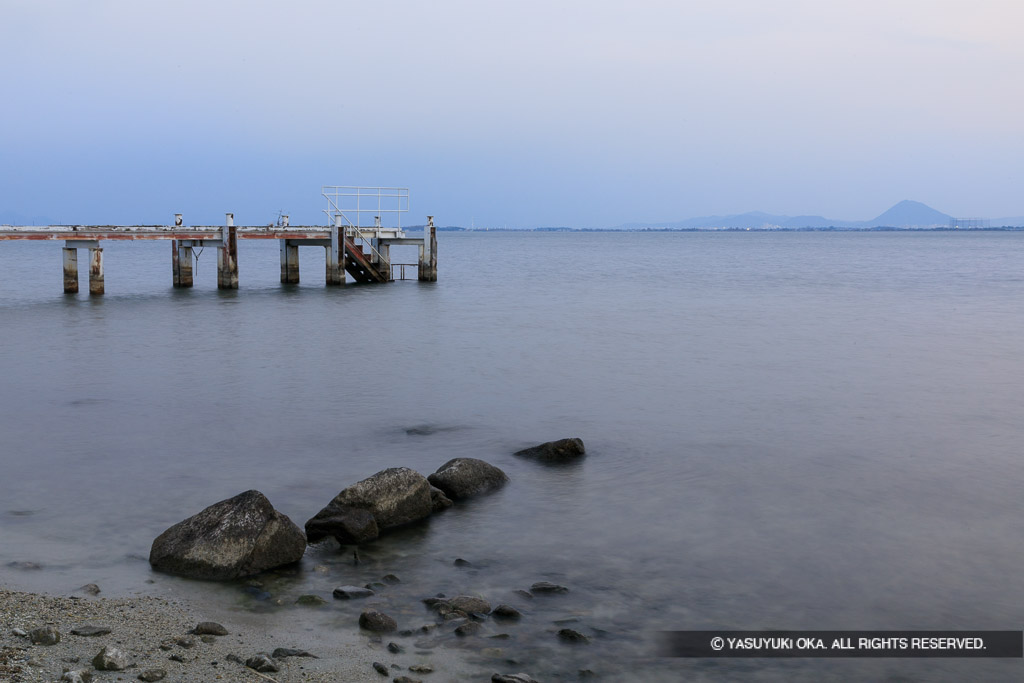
<box><xmin>172</xmin><ymin>240</ymin><xmax>194</xmax><ymax>288</ymax></box>
<box><xmin>326</xmin><ymin>218</ymin><xmax>345</xmax><ymax>286</ymax></box>
<box><xmin>280</xmin><ymin>240</ymin><xmax>299</xmax><ymax>283</ymax></box>
<box><xmin>88</xmin><ymin>247</ymin><xmax>104</xmax><ymax>295</ymax></box>
<box><xmin>62</xmin><ymin>247</ymin><xmax>78</xmax><ymax>293</ymax></box>
<box><xmin>418</xmin><ymin>217</ymin><xmax>437</xmax><ymax>281</ymax></box>
<box><xmin>217</xmin><ymin>213</ymin><xmax>238</xmax><ymax>289</ymax></box>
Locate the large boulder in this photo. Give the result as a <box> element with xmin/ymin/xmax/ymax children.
<box><xmin>428</xmin><ymin>458</ymin><xmax>509</xmax><ymax>500</ymax></box>
<box><xmin>149</xmin><ymin>490</ymin><xmax>306</xmax><ymax>580</ymax></box>
<box><xmin>514</xmin><ymin>438</ymin><xmax>585</xmax><ymax>463</ymax></box>
<box><xmin>305</xmin><ymin>468</ymin><xmax>433</xmax><ymax>544</ymax></box>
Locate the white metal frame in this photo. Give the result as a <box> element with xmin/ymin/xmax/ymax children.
<box><xmin>322</xmin><ymin>186</ymin><xmax>410</xmax><ymax>229</ymax></box>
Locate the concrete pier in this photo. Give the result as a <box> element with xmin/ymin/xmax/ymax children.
<box><xmin>88</xmin><ymin>247</ymin><xmax>104</xmax><ymax>295</ymax></box>
<box><xmin>217</xmin><ymin>214</ymin><xmax>239</xmax><ymax>290</ymax></box>
<box><xmin>280</xmin><ymin>240</ymin><xmax>299</xmax><ymax>284</ymax></box>
<box><xmin>62</xmin><ymin>247</ymin><xmax>78</xmax><ymax>293</ymax></box>
<box><xmin>1</xmin><ymin>212</ymin><xmax>433</xmax><ymax>294</ymax></box>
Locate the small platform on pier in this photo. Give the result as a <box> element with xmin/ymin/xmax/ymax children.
<box><xmin>0</xmin><ymin>187</ymin><xmax>438</xmax><ymax>295</ymax></box>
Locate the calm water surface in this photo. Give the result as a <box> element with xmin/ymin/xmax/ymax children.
<box><xmin>1</xmin><ymin>231</ymin><xmax>1022</xmax><ymax>681</ymax></box>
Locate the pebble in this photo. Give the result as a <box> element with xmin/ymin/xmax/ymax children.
<box><xmin>245</xmin><ymin>654</ymin><xmax>279</xmax><ymax>673</ymax></box>
<box><xmin>168</xmin><ymin>654</ymin><xmax>185</xmax><ymax>663</ymax></box>
<box><xmin>59</xmin><ymin>671</ymin><xmax>91</xmax><ymax>683</ymax></box>
<box><xmin>70</xmin><ymin>625</ymin><xmax>111</xmax><ymax>637</ymax></box>
<box><xmin>29</xmin><ymin>625</ymin><xmax>60</xmax><ymax>645</ymax></box>
<box><xmin>296</xmin><ymin>594</ymin><xmax>327</xmax><ymax>606</ymax></box>
<box><xmin>491</xmin><ymin>605</ymin><xmax>522</xmax><ymax>619</ymax></box>
<box><xmin>387</xmin><ymin>641</ymin><xmax>404</xmax><ymax>653</ymax></box>
<box><xmin>272</xmin><ymin>647</ymin><xmax>317</xmax><ymax>658</ymax></box>
<box><xmin>372</xmin><ymin>661</ymin><xmax>389</xmax><ymax>675</ymax></box>
<box><xmin>192</xmin><ymin>621</ymin><xmax>229</xmax><ymax>635</ymax></box>
<box><xmin>409</xmin><ymin>663</ymin><xmax>433</xmax><ymax>673</ymax></box>
<box><xmin>12</xmin><ymin>627</ymin><xmax>27</xmax><ymax>637</ymax></box>
<box><xmin>448</xmin><ymin>596</ymin><xmax>491</xmax><ymax>614</ymax></box>
<box><xmin>78</xmin><ymin>583</ymin><xmax>102</xmax><ymax>596</ymax></box>
<box><xmin>138</xmin><ymin>669</ymin><xmax>168</xmax><ymax>682</ymax></box>
<box><xmin>93</xmin><ymin>645</ymin><xmax>130</xmax><ymax>670</ymax></box>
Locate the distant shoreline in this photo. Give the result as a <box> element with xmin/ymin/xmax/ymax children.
<box><xmin>434</xmin><ymin>226</ymin><xmax>1024</xmax><ymax>232</ymax></box>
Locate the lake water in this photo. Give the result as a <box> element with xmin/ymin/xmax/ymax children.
<box><xmin>1</xmin><ymin>231</ymin><xmax>1022</xmax><ymax>681</ymax></box>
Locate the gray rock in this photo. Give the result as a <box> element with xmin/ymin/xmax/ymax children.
<box><xmin>492</xmin><ymin>675</ymin><xmax>540</xmax><ymax>683</ymax></box>
<box><xmin>271</xmin><ymin>647</ymin><xmax>316</xmax><ymax>659</ymax></box>
<box><xmin>430</xmin><ymin>486</ymin><xmax>453</xmax><ymax>512</ymax></box>
<box><xmin>70</xmin><ymin>625</ymin><xmax>111</xmax><ymax>637</ymax></box>
<box><xmin>149</xmin><ymin>490</ymin><xmax>306</xmax><ymax>580</ymax></box>
<box><xmin>409</xmin><ymin>664</ymin><xmax>434</xmax><ymax>673</ymax></box>
<box><xmin>387</xmin><ymin>641</ymin><xmax>403</xmax><ymax>653</ymax></box>
<box><xmin>245</xmin><ymin>654</ymin><xmax>279</xmax><ymax>672</ymax></box>
<box><xmin>78</xmin><ymin>583</ymin><xmax>101</xmax><ymax>596</ymax></box>
<box><xmin>305</xmin><ymin>505</ymin><xmax>379</xmax><ymax>545</ymax></box>
<box><xmin>306</xmin><ymin>468</ymin><xmax>433</xmax><ymax>544</ymax></box>
<box><xmin>167</xmin><ymin>654</ymin><xmax>184</xmax><ymax>663</ymax></box>
<box><xmin>60</xmin><ymin>671</ymin><xmax>93</xmax><ymax>683</ymax></box>
<box><xmin>29</xmin><ymin>625</ymin><xmax>60</xmax><ymax>645</ymax></box>
<box><xmin>454</xmin><ymin>621</ymin><xmax>482</xmax><ymax>636</ymax></box>
<box><xmin>428</xmin><ymin>458</ymin><xmax>509</xmax><ymax>500</ymax></box>
<box><xmin>514</xmin><ymin>590</ymin><xmax>534</xmax><ymax>600</ymax></box>
<box><xmin>382</xmin><ymin>573</ymin><xmax>401</xmax><ymax>584</ymax></box>
<box><xmin>296</xmin><ymin>594</ymin><xmax>327</xmax><ymax>606</ymax></box>
<box><xmin>333</xmin><ymin>585</ymin><xmax>375</xmax><ymax>599</ymax></box>
<box><xmin>372</xmin><ymin>661</ymin><xmax>389</xmax><ymax>675</ymax></box>
<box><xmin>530</xmin><ymin>581</ymin><xmax>569</xmax><ymax>594</ymax></box>
<box><xmin>359</xmin><ymin>609</ymin><xmax>397</xmax><ymax>632</ymax></box>
<box><xmin>193</xmin><ymin>621</ymin><xmax>229</xmax><ymax>636</ymax></box>
<box><xmin>491</xmin><ymin>604</ymin><xmax>522</xmax><ymax>619</ymax></box>
<box><xmin>453</xmin><ymin>558</ymin><xmax>472</xmax><ymax>567</ymax></box>
<box><xmin>138</xmin><ymin>670</ymin><xmax>167</xmax><ymax>682</ymax></box>
<box><xmin>557</xmin><ymin>628</ymin><xmax>589</xmax><ymax>643</ymax></box>
<box><xmin>514</xmin><ymin>438</ymin><xmax>586</xmax><ymax>463</ymax></box>
<box><xmin>92</xmin><ymin>645</ymin><xmax>130</xmax><ymax>671</ymax></box>
<box><xmin>12</xmin><ymin>627</ymin><xmax>27</xmax><ymax>637</ymax></box>
<box><xmin>449</xmin><ymin>595</ymin><xmax>491</xmax><ymax>614</ymax></box>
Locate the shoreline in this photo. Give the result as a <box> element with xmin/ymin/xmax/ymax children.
<box><xmin>0</xmin><ymin>586</ymin><xmax>482</xmax><ymax>682</ymax></box>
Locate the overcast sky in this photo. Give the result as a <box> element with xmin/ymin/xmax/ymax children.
<box><xmin>2</xmin><ymin>0</ymin><xmax>1022</xmax><ymax>227</ymax></box>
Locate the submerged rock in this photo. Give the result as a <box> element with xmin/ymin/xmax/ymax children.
<box><xmin>149</xmin><ymin>490</ymin><xmax>306</xmax><ymax>580</ymax></box>
<box><xmin>530</xmin><ymin>581</ymin><xmax>569</xmax><ymax>594</ymax></box>
<box><xmin>359</xmin><ymin>609</ymin><xmax>398</xmax><ymax>632</ymax></box>
<box><xmin>514</xmin><ymin>438</ymin><xmax>586</xmax><ymax>463</ymax></box>
<box><xmin>557</xmin><ymin>628</ymin><xmax>590</xmax><ymax>643</ymax></box>
<box><xmin>448</xmin><ymin>595</ymin><xmax>491</xmax><ymax>614</ymax></box>
<box><xmin>428</xmin><ymin>458</ymin><xmax>509</xmax><ymax>500</ymax></box>
<box><xmin>491</xmin><ymin>604</ymin><xmax>522</xmax><ymax>619</ymax></box>
<box><xmin>305</xmin><ymin>468</ymin><xmax>433</xmax><ymax>544</ymax></box>
<box><xmin>245</xmin><ymin>654</ymin><xmax>279</xmax><ymax>673</ymax></box>
<box><xmin>430</xmin><ymin>486</ymin><xmax>453</xmax><ymax>512</ymax></box>
<box><xmin>333</xmin><ymin>585</ymin><xmax>375</xmax><ymax>599</ymax></box>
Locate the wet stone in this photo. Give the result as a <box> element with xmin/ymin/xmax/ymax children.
<box><xmin>272</xmin><ymin>647</ymin><xmax>317</xmax><ymax>659</ymax></box>
<box><xmin>359</xmin><ymin>610</ymin><xmax>398</xmax><ymax>632</ymax></box>
<box><xmin>93</xmin><ymin>645</ymin><xmax>130</xmax><ymax>670</ymax></box>
<box><xmin>492</xmin><ymin>674</ymin><xmax>540</xmax><ymax>683</ymax></box>
<box><xmin>138</xmin><ymin>669</ymin><xmax>167</xmax><ymax>682</ymax></box>
<box><xmin>387</xmin><ymin>642</ymin><xmax>404</xmax><ymax>654</ymax></box>
<box><xmin>557</xmin><ymin>628</ymin><xmax>590</xmax><ymax>643</ymax></box>
<box><xmin>382</xmin><ymin>573</ymin><xmax>401</xmax><ymax>584</ymax></box>
<box><xmin>530</xmin><ymin>581</ymin><xmax>569</xmax><ymax>594</ymax></box>
<box><xmin>78</xmin><ymin>583</ymin><xmax>101</xmax><ymax>596</ymax></box>
<box><xmin>334</xmin><ymin>585</ymin><xmax>375</xmax><ymax>600</ymax></box>
<box><xmin>491</xmin><ymin>605</ymin><xmax>522</xmax><ymax>619</ymax></box>
<box><xmin>454</xmin><ymin>621</ymin><xmax>482</xmax><ymax>637</ymax></box>
<box><xmin>372</xmin><ymin>661</ymin><xmax>389</xmax><ymax>676</ymax></box>
<box><xmin>296</xmin><ymin>594</ymin><xmax>328</xmax><ymax>607</ymax></box>
<box><xmin>448</xmin><ymin>596</ymin><xmax>491</xmax><ymax>614</ymax></box>
<box><xmin>409</xmin><ymin>664</ymin><xmax>434</xmax><ymax>673</ymax></box>
<box><xmin>453</xmin><ymin>558</ymin><xmax>472</xmax><ymax>567</ymax></box>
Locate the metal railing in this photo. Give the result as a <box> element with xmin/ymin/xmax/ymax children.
<box><xmin>390</xmin><ymin>263</ymin><xmax>419</xmax><ymax>281</ymax></box>
<box><xmin>322</xmin><ymin>186</ymin><xmax>409</xmax><ymax>230</ymax></box>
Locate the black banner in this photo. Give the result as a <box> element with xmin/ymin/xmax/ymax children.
<box><xmin>659</xmin><ymin>631</ymin><xmax>1023</xmax><ymax>658</ymax></box>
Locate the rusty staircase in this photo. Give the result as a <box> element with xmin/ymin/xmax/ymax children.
<box><xmin>344</xmin><ymin>235</ymin><xmax>389</xmax><ymax>283</ymax></box>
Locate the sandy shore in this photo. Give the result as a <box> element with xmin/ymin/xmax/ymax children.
<box><xmin>0</xmin><ymin>587</ymin><xmax>480</xmax><ymax>682</ymax></box>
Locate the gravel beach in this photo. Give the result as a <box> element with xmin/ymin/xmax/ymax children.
<box><xmin>0</xmin><ymin>587</ymin><xmax>471</xmax><ymax>682</ymax></box>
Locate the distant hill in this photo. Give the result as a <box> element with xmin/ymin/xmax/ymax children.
<box><xmin>865</xmin><ymin>200</ymin><xmax>950</xmax><ymax>228</ymax></box>
<box><xmin>612</xmin><ymin>200</ymin><xmax>957</xmax><ymax>230</ymax></box>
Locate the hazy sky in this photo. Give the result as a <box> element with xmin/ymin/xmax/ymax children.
<box><xmin>2</xmin><ymin>0</ymin><xmax>1022</xmax><ymax>227</ymax></box>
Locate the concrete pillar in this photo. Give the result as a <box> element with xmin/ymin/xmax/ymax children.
<box><xmin>418</xmin><ymin>217</ymin><xmax>437</xmax><ymax>281</ymax></box>
<box><xmin>63</xmin><ymin>247</ymin><xmax>78</xmax><ymax>293</ymax></box>
<box><xmin>217</xmin><ymin>213</ymin><xmax>238</xmax><ymax>289</ymax></box>
<box><xmin>379</xmin><ymin>241</ymin><xmax>391</xmax><ymax>280</ymax></box>
<box><xmin>172</xmin><ymin>240</ymin><xmax>193</xmax><ymax>288</ymax></box>
<box><xmin>88</xmin><ymin>247</ymin><xmax>104</xmax><ymax>295</ymax></box>
<box><xmin>326</xmin><ymin>217</ymin><xmax>345</xmax><ymax>286</ymax></box>
<box><xmin>280</xmin><ymin>239</ymin><xmax>299</xmax><ymax>283</ymax></box>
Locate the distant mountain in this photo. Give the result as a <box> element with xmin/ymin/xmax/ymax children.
<box><xmin>612</xmin><ymin>200</ymin><xmax>957</xmax><ymax>230</ymax></box>
<box><xmin>866</xmin><ymin>200</ymin><xmax>950</xmax><ymax>228</ymax></box>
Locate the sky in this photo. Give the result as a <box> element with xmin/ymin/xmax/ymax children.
<box><xmin>2</xmin><ymin>0</ymin><xmax>1022</xmax><ymax>228</ymax></box>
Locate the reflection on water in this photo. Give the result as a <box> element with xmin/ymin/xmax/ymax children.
<box><xmin>2</xmin><ymin>233</ymin><xmax>1023</xmax><ymax>680</ymax></box>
